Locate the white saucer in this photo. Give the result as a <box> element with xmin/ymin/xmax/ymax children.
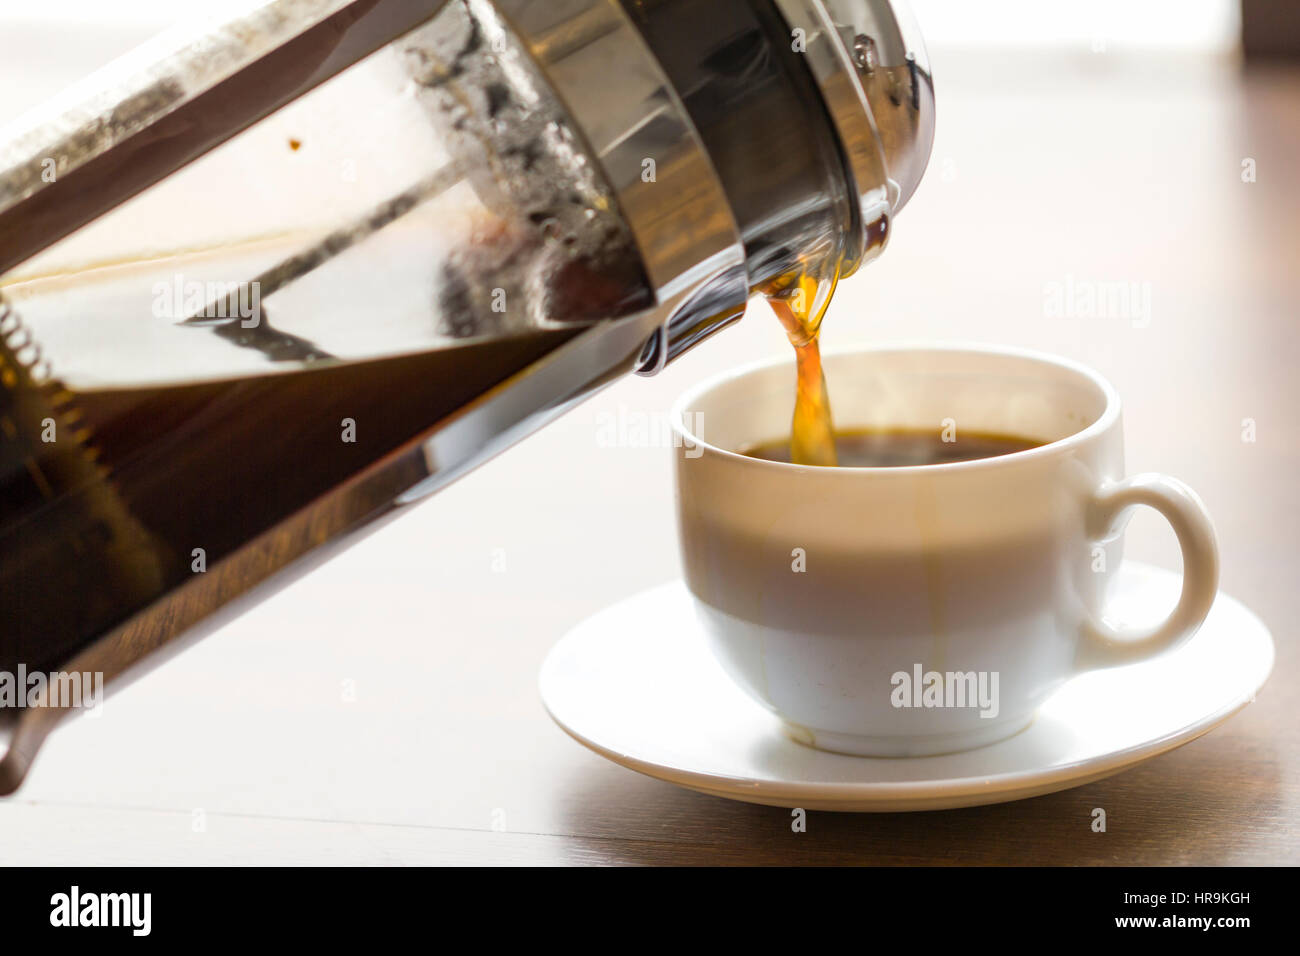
<box><xmin>539</xmin><ymin>563</ymin><xmax>1274</xmax><ymax>812</ymax></box>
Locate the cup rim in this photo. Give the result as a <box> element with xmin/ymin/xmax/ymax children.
<box><xmin>669</xmin><ymin>341</ymin><xmax>1122</xmax><ymax>475</ymax></box>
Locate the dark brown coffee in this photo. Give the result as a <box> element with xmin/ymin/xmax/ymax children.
<box><xmin>0</xmin><ymin>300</ymin><xmax>580</xmax><ymax>676</ymax></box>
<box><xmin>742</xmin><ymin>427</ymin><xmax>1043</xmax><ymax>467</ymax></box>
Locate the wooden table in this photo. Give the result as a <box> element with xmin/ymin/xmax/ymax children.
<box><xmin>1</xmin><ymin>37</ymin><xmax>1296</xmax><ymax>865</ymax></box>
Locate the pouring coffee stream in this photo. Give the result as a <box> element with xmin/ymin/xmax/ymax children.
<box><xmin>0</xmin><ymin>0</ymin><xmax>933</xmax><ymax>791</ymax></box>
<box><xmin>764</xmin><ymin>265</ymin><xmax>841</xmax><ymax>467</ymax></box>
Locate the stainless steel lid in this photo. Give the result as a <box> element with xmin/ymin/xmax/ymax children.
<box><xmin>772</xmin><ymin>0</ymin><xmax>935</xmax><ymax>272</ymax></box>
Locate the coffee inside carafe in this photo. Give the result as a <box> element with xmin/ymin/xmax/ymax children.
<box><xmin>0</xmin><ymin>277</ymin><xmax>584</xmax><ymax>676</ymax></box>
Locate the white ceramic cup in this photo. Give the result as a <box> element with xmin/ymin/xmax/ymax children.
<box><xmin>671</xmin><ymin>344</ymin><xmax>1219</xmax><ymax>757</ymax></box>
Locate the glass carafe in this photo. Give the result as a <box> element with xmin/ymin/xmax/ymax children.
<box><xmin>0</xmin><ymin>0</ymin><xmax>933</xmax><ymax>791</ymax></box>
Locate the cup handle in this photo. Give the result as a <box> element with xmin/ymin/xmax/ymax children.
<box><xmin>1075</xmin><ymin>474</ymin><xmax>1220</xmax><ymax>672</ymax></box>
